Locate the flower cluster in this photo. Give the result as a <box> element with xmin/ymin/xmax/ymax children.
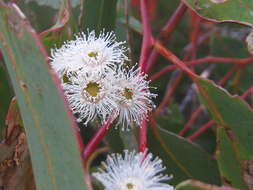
<box><xmin>93</xmin><ymin>150</ymin><xmax>174</xmax><ymax>190</ymax></box>
<box><xmin>50</xmin><ymin>30</ymin><xmax>156</xmax><ymax>129</ymax></box>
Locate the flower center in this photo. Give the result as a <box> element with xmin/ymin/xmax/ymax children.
<box><xmin>123</xmin><ymin>88</ymin><xmax>133</xmax><ymax>100</ymax></box>
<box><xmin>126</xmin><ymin>183</ymin><xmax>134</xmax><ymax>189</ymax></box>
<box><xmin>62</xmin><ymin>73</ymin><xmax>70</xmax><ymax>83</ymax></box>
<box><xmin>88</xmin><ymin>51</ymin><xmax>98</xmax><ymax>59</ymax></box>
<box><xmin>84</xmin><ymin>82</ymin><xmax>101</xmax><ymax>97</ymax></box>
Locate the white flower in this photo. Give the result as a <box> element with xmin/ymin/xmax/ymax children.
<box><xmin>50</xmin><ymin>30</ymin><xmax>127</xmax><ymax>78</ymax></box>
<box><xmin>93</xmin><ymin>150</ymin><xmax>174</xmax><ymax>190</ymax></box>
<box><xmin>114</xmin><ymin>66</ymin><xmax>156</xmax><ymax>129</ymax></box>
<box><xmin>62</xmin><ymin>70</ymin><xmax>118</xmax><ymax>124</ymax></box>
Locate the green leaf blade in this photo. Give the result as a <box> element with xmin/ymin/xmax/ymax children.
<box><xmin>195</xmin><ymin>77</ymin><xmax>253</xmax><ymax>189</ymax></box>
<box><xmin>0</xmin><ymin>3</ymin><xmax>87</xmax><ymax>190</ymax></box>
<box><xmin>82</xmin><ymin>0</ymin><xmax>118</xmax><ymax>32</ymax></box>
<box><xmin>195</xmin><ymin>77</ymin><xmax>253</xmax><ymax>158</ymax></box>
<box><xmin>216</xmin><ymin>128</ymin><xmax>248</xmax><ymax>189</ymax></box>
<box><xmin>148</xmin><ymin>127</ymin><xmax>221</xmax><ymax>185</ymax></box>
<box><xmin>184</xmin><ymin>0</ymin><xmax>253</xmax><ymax>26</ymax></box>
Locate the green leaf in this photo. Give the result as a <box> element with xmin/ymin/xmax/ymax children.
<box><xmin>175</xmin><ymin>180</ymin><xmax>237</xmax><ymax>190</ymax></box>
<box><xmin>82</xmin><ymin>0</ymin><xmax>118</xmax><ymax>32</ymax></box>
<box><xmin>195</xmin><ymin>77</ymin><xmax>253</xmax><ymax>189</ymax></box>
<box><xmin>156</xmin><ymin>102</ymin><xmax>185</xmax><ymax>134</ymax></box>
<box><xmin>183</xmin><ymin>0</ymin><xmax>253</xmax><ymax>26</ymax></box>
<box><xmin>148</xmin><ymin>126</ymin><xmax>221</xmax><ymax>185</ymax></box>
<box><xmin>17</xmin><ymin>2</ymin><xmax>57</xmax><ymax>31</ymax></box>
<box><xmin>195</xmin><ymin>77</ymin><xmax>253</xmax><ymax>158</ymax></box>
<box><xmin>118</xmin><ymin>16</ymin><xmax>142</xmax><ymax>34</ymax></box>
<box><xmin>0</xmin><ymin>2</ymin><xmax>87</xmax><ymax>190</ymax></box>
<box><xmin>216</xmin><ymin>128</ymin><xmax>248</xmax><ymax>189</ymax></box>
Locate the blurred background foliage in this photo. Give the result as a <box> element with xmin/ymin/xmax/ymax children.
<box><xmin>0</xmin><ymin>0</ymin><xmax>253</xmax><ymax>190</ymax></box>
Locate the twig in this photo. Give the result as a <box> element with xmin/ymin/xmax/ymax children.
<box><xmin>139</xmin><ymin>0</ymin><xmax>153</xmax><ymax>72</ymax></box>
<box><xmin>146</xmin><ymin>2</ymin><xmax>187</xmax><ymax>73</ymax></box>
<box><xmin>139</xmin><ymin>119</ymin><xmax>147</xmax><ymax>152</ymax></box>
<box><xmin>83</xmin><ymin>117</ymin><xmax>114</xmax><ymax>161</ymax></box>
<box><xmin>150</xmin><ymin>56</ymin><xmax>253</xmax><ymax>81</ymax></box>
<box><xmin>153</xmin><ymin>39</ymin><xmax>197</xmax><ymax>79</ymax></box>
<box><xmin>155</xmin><ymin>71</ymin><xmax>183</xmax><ymax>115</ymax></box>
<box><xmin>187</xmin><ymin>120</ymin><xmax>215</xmax><ymax>141</ymax></box>
<box><xmin>179</xmin><ymin>106</ymin><xmax>204</xmax><ymax>136</ymax></box>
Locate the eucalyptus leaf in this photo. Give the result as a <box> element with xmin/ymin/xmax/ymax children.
<box><xmin>148</xmin><ymin>126</ymin><xmax>220</xmax><ymax>185</ymax></box>
<box><xmin>0</xmin><ymin>2</ymin><xmax>88</xmax><ymax>189</ymax></box>
<box><xmin>184</xmin><ymin>0</ymin><xmax>253</xmax><ymax>26</ymax></box>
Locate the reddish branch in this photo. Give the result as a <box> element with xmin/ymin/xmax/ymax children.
<box><xmin>155</xmin><ymin>72</ymin><xmax>183</xmax><ymax>115</ymax></box>
<box><xmin>0</xmin><ymin>50</ymin><xmax>3</xmax><ymax>60</ymax></box>
<box><xmin>183</xmin><ymin>31</ymin><xmax>213</xmax><ymax>53</ymax></box>
<box><xmin>139</xmin><ymin>119</ymin><xmax>147</xmax><ymax>152</ymax></box>
<box><xmin>241</xmin><ymin>86</ymin><xmax>253</xmax><ymax>99</ymax></box>
<box><xmin>137</xmin><ymin>1</ymin><xmax>253</xmax><ymax>144</ymax></box>
<box><xmin>146</xmin><ymin>2</ymin><xmax>187</xmax><ymax>73</ymax></box>
<box><xmin>153</xmin><ymin>40</ymin><xmax>197</xmax><ymax>78</ymax></box>
<box><xmin>150</xmin><ymin>56</ymin><xmax>253</xmax><ymax>81</ymax></box>
<box><xmin>149</xmin><ymin>65</ymin><xmax>176</xmax><ymax>81</ymax></box>
<box><xmin>187</xmin><ymin>120</ymin><xmax>215</xmax><ymax>141</ymax></box>
<box><xmin>218</xmin><ymin>65</ymin><xmax>239</xmax><ymax>86</ymax></box>
<box><xmin>186</xmin><ymin>56</ymin><xmax>253</xmax><ymax>66</ymax></box>
<box><xmin>83</xmin><ymin>117</ymin><xmax>114</xmax><ymax>161</ymax></box>
<box><xmin>139</xmin><ymin>0</ymin><xmax>153</xmax><ymax>72</ymax></box>
<box><xmin>179</xmin><ymin>106</ymin><xmax>204</xmax><ymax>136</ymax></box>
<box><xmin>188</xmin><ymin>10</ymin><xmax>201</xmax><ymax>61</ymax></box>
<box><xmin>138</xmin><ymin>0</ymin><xmax>153</xmax><ymax>152</ymax></box>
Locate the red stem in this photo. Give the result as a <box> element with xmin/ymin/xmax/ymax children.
<box><xmin>83</xmin><ymin>117</ymin><xmax>113</xmax><ymax>161</ymax></box>
<box><xmin>183</xmin><ymin>31</ymin><xmax>213</xmax><ymax>53</ymax></box>
<box><xmin>218</xmin><ymin>65</ymin><xmax>239</xmax><ymax>86</ymax></box>
<box><xmin>149</xmin><ymin>65</ymin><xmax>176</xmax><ymax>81</ymax></box>
<box><xmin>188</xmin><ymin>10</ymin><xmax>201</xmax><ymax>61</ymax></box>
<box><xmin>139</xmin><ymin>119</ymin><xmax>147</xmax><ymax>152</ymax></box>
<box><xmin>39</xmin><ymin>26</ymin><xmax>64</xmax><ymax>38</ymax></box>
<box><xmin>186</xmin><ymin>56</ymin><xmax>253</xmax><ymax>65</ymax></box>
<box><xmin>139</xmin><ymin>0</ymin><xmax>153</xmax><ymax>72</ymax></box>
<box><xmin>150</xmin><ymin>56</ymin><xmax>253</xmax><ymax>81</ymax></box>
<box><xmin>241</xmin><ymin>86</ymin><xmax>253</xmax><ymax>99</ymax></box>
<box><xmin>187</xmin><ymin>120</ymin><xmax>215</xmax><ymax>141</ymax></box>
<box><xmin>179</xmin><ymin>106</ymin><xmax>204</xmax><ymax>136</ymax></box>
<box><xmin>153</xmin><ymin>40</ymin><xmax>197</xmax><ymax>79</ymax></box>
<box><xmin>0</xmin><ymin>50</ymin><xmax>3</xmax><ymax>60</ymax></box>
<box><xmin>155</xmin><ymin>72</ymin><xmax>183</xmax><ymax>115</ymax></box>
<box><xmin>146</xmin><ymin>2</ymin><xmax>187</xmax><ymax>73</ymax></box>
<box><xmin>138</xmin><ymin>0</ymin><xmax>153</xmax><ymax>153</ymax></box>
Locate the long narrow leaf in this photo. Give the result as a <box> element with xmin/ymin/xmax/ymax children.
<box><xmin>0</xmin><ymin>2</ymin><xmax>87</xmax><ymax>190</ymax></box>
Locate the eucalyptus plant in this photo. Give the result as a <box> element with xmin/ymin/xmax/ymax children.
<box><xmin>0</xmin><ymin>0</ymin><xmax>253</xmax><ymax>190</ymax></box>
